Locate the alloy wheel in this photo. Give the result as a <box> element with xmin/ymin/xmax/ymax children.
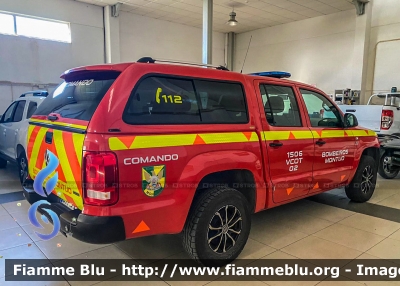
<box><xmin>19</xmin><ymin>157</ymin><xmax>27</xmax><ymax>183</ymax></box>
<box><xmin>207</xmin><ymin>205</ymin><xmax>242</xmax><ymax>254</ymax></box>
<box><xmin>361</xmin><ymin>165</ymin><xmax>374</xmax><ymax>194</ymax></box>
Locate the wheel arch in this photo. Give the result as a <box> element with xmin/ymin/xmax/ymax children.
<box><xmin>196</xmin><ymin>169</ymin><xmax>257</xmax><ymax>213</ymax></box>
<box><xmin>16</xmin><ymin>144</ymin><xmax>26</xmax><ymax>159</ymax></box>
<box><xmin>362</xmin><ymin>146</ymin><xmax>379</xmax><ymax>162</ymax></box>
<box><xmin>177</xmin><ymin>150</ymin><xmax>266</xmax><ymax>228</ymax></box>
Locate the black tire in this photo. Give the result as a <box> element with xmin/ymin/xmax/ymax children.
<box><xmin>345</xmin><ymin>155</ymin><xmax>377</xmax><ymax>202</ymax></box>
<box><xmin>0</xmin><ymin>158</ymin><xmax>6</xmax><ymax>169</ymax></box>
<box><xmin>17</xmin><ymin>151</ymin><xmax>28</xmax><ymax>185</ymax></box>
<box><xmin>378</xmin><ymin>152</ymin><xmax>400</xmax><ymax>179</ymax></box>
<box><xmin>182</xmin><ymin>187</ymin><xmax>251</xmax><ymax>267</ymax></box>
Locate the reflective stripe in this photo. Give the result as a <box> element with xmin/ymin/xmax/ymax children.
<box><xmin>29</xmin><ymin>127</ymin><xmax>48</xmax><ymax>175</ymax></box>
<box><xmin>199</xmin><ymin>132</ymin><xmax>258</xmax><ymax>144</ymax></box>
<box><xmin>317</xmin><ymin>130</ymin><xmax>346</xmax><ymax>139</ymax></box>
<box><xmin>72</xmin><ymin>133</ymin><xmax>85</xmax><ymax>167</ymax></box>
<box><xmin>54</xmin><ymin>130</ymin><xmax>75</xmax><ymax>186</ymax></box>
<box><xmin>30</xmin><ymin>118</ymin><xmax>87</xmax><ymax>130</ymax></box>
<box><xmin>109</xmin><ymin>132</ymin><xmax>259</xmax><ymax>151</ymax></box>
<box><xmin>109</xmin><ymin>129</ymin><xmax>376</xmax><ymax>151</ymax></box>
<box><xmin>352</xmin><ymin>130</ymin><xmax>377</xmax><ymax>137</ymax></box>
<box><xmin>262</xmin><ymin>131</ymin><xmax>314</xmax><ymax>141</ymax></box>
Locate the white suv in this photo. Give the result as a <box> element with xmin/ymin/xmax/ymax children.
<box><xmin>0</xmin><ymin>91</ymin><xmax>47</xmax><ymax>183</ymax></box>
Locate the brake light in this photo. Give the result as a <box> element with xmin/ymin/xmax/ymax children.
<box><xmin>83</xmin><ymin>152</ymin><xmax>118</xmax><ymax>206</ymax></box>
<box><xmin>381</xmin><ymin>110</ymin><xmax>394</xmax><ymax>130</ymax></box>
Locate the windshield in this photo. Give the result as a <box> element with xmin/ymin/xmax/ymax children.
<box><xmin>34</xmin><ymin>71</ymin><xmax>120</xmax><ymax>121</ymax></box>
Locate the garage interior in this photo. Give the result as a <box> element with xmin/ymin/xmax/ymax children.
<box><xmin>1</xmin><ymin>0</ymin><xmax>400</xmax><ymax>285</ymax></box>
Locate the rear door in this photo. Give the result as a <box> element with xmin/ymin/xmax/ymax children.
<box><xmin>4</xmin><ymin>100</ymin><xmax>26</xmax><ymax>159</ymax></box>
<box><xmin>0</xmin><ymin>102</ymin><xmax>18</xmax><ymax>158</ymax></box>
<box><xmin>299</xmin><ymin>88</ymin><xmax>355</xmax><ymax>192</ymax></box>
<box><xmin>27</xmin><ymin>72</ymin><xmax>120</xmax><ymax>210</ymax></box>
<box><xmin>256</xmin><ymin>82</ymin><xmax>314</xmax><ymax>203</ymax></box>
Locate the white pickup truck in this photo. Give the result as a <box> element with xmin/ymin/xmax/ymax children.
<box><xmin>339</xmin><ymin>93</ymin><xmax>400</xmax><ymax>137</ymax></box>
<box><xmin>0</xmin><ymin>91</ymin><xmax>47</xmax><ymax>183</ymax></box>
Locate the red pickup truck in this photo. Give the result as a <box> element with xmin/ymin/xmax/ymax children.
<box><xmin>24</xmin><ymin>58</ymin><xmax>379</xmax><ymax>266</ymax></box>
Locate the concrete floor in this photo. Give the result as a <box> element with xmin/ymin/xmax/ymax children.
<box><xmin>1</xmin><ymin>163</ymin><xmax>400</xmax><ymax>285</ymax></box>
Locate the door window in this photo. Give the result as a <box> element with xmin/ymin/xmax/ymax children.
<box><xmin>26</xmin><ymin>101</ymin><xmax>38</xmax><ymax>118</ymax></box>
<box><xmin>12</xmin><ymin>101</ymin><xmax>26</xmax><ymax>122</ymax></box>
<box><xmin>260</xmin><ymin>85</ymin><xmax>302</xmax><ymax>127</ymax></box>
<box><xmin>193</xmin><ymin>80</ymin><xmax>247</xmax><ymax>123</ymax></box>
<box><xmin>300</xmin><ymin>89</ymin><xmax>342</xmax><ymax>128</ymax></box>
<box><xmin>1</xmin><ymin>102</ymin><xmax>18</xmax><ymax>123</ymax></box>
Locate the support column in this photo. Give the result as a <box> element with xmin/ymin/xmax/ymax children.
<box><xmin>226</xmin><ymin>32</ymin><xmax>235</xmax><ymax>70</ymax></box>
<box><xmin>104</xmin><ymin>5</ymin><xmax>121</xmax><ymax>64</ymax></box>
<box><xmin>202</xmin><ymin>0</ymin><xmax>213</xmax><ymax>65</ymax></box>
<box><xmin>350</xmin><ymin>1</ymin><xmax>372</xmax><ymax>103</ymax></box>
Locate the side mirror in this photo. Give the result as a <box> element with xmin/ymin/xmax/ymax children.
<box><xmin>344</xmin><ymin>113</ymin><xmax>358</xmax><ymax>128</ymax></box>
<box><xmin>0</xmin><ymin>115</ymin><xmax>3</xmax><ymax>123</ymax></box>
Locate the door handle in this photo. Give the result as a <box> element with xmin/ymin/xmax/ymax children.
<box><xmin>269</xmin><ymin>141</ymin><xmax>283</xmax><ymax>147</ymax></box>
<box><xmin>316</xmin><ymin>140</ymin><xmax>326</xmax><ymax>146</ymax></box>
<box><xmin>48</xmin><ymin>115</ymin><xmax>59</xmax><ymax>121</ymax></box>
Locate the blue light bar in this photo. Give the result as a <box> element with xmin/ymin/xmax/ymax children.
<box><xmin>250</xmin><ymin>71</ymin><xmax>291</xmax><ymax>79</ymax></box>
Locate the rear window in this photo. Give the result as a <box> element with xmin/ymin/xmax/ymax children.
<box><xmin>34</xmin><ymin>72</ymin><xmax>120</xmax><ymax>121</ymax></box>
<box><xmin>123</xmin><ymin>76</ymin><xmax>248</xmax><ymax>125</ymax></box>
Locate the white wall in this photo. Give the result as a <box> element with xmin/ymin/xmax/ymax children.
<box><xmin>235</xmin><ymin>10</ymin><xmax>356</xmax><ymax>95</ymax></box>
<box><xmin>0</xmin><ymin>0</ymin><xmax>105</xmax><ymax>113</ymax></box>
<box><xmin>119</xmin><ymin>11</ymin><xmax>226</xmax><ymax>66</ymax></box>
<box><xmin>365</xmin><ymin>0</ymin><xmax>400</xmax><ymax>98</ymax></box>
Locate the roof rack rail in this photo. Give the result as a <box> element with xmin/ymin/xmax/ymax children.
<box><xmin>137</xmin><ymin>57</ymin><xmax>229</xmax><ymax>71</ymax></box>
<box><xmin>20</xmin><ymin>90</ymin><xmax>49</xmax><ymax>98</ymax></box>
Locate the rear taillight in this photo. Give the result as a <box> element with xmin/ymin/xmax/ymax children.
<box><xmin>83</xmin><ymin>152</ymin><xmax>118</xmax><ymax>206</ymax></box>
<box><xmin>381</xmin><ymin>110</ymin><xmax>394</xmax><ymax>130</ymax></box>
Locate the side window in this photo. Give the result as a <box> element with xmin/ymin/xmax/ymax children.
<box><xmin>123</xmin><ymin>76</ymin><xmax>248</xmax><ymax>125</ymax></box>
<box><xmin>12</xmin><ymin>101</ymin><xmax>26</xmax><ymax>122</ymax></box>
<box><xmin>1</xmin><ymin>102</ymin><xmax>18</xmax><ymax>123</ymax></box>
<box><xmin>260</xmin><ymin>84</ymin><xmax>302</xmax><ymax>127</ymax></box>
<box><xmin>300</xmin><ymin>89</ymin><xmax>342</xmax><ymax>128</ymax></box>
<box><xmin>193</xmin><ymin>80</ymin><xmax>247</xmax><ymax>123</ymax></box>
<box><xmin>123</xmin><ymin>77</ymin><xmax>201</xmax><ymax>124</ymax></box>
<box><xmin>26</xmin><ymin>101</ymin><xmax>38</xmax><ymax>119</ymax></box>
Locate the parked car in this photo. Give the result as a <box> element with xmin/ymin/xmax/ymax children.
<box><xmin>23</xmin><ymin>58</ymin><xmax>379</xmax><ymax>266</ymax></box>
<box><xmin>338</xmin><ymin>92</ymin><xmax>400</xmax><ymax>137</ymax></box>
<box><xmin>0</xmin><ymin>91</ymin><xmax>48</xmax><ymax>183</ymax></box>
<box><xmin>378</xmin><ymin>134</ymin><xmax>400</xmax><ymax>179</ymax></box>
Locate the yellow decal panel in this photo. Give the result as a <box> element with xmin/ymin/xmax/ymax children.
<box><xmin>27</xmin><ymin>125</ymin><xmax>84</xmax><ymax>210</ymax></box>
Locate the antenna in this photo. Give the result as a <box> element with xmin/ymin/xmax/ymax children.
<box><xmin>240</xmin><ymin>35</ymin><xmax>252</xmax><ymax>74</ymax></box>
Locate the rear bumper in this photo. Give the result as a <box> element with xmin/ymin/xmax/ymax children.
<box><xmin>23</xmin><ymin>185</ymin><xmax>126</xmax><ymax>244</ymax></box>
